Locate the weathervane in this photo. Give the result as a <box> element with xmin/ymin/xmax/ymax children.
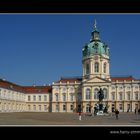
<box><xmin>94</xmin><ymin>19</ymin><xmax>97</xmax><ymax>30</ymax></box>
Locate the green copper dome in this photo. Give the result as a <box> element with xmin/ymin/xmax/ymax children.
<box><xmin>82</xmin><ymin>20</ymin><xmax>109</xmax><ymax>57</ymax></box>
<box><xmin>82</xmin><ymin>41</ymin><xmax>109</xmax><ymax>57</ymax></box>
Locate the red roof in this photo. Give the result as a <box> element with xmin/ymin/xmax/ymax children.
<box><xmin>0</xmin><ymin>79</ymin><xmax>52</xmax><ymax>93</ymax></box>
<box><xmin>111</xmin><ymin>76</ymin><xmax>136</xmax><ymax>81</ymax></box>
<box><xmin>23</xmin><ymin>86</ymin><xmax>52</xmax><ymax>93</ymax></box>
<box><xmin>56</xmin><ymin>78</ymin><xmax>82</xmax><ymax>83</ymax></box>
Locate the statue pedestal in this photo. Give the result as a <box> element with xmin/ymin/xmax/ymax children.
<box><xmin>97</xmin><ymin>110</ymin><xmax>104</xmax><ymax>115</ymax></box>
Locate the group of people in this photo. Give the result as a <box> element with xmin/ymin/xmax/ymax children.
<box><xmin>78</xmin><ymin>108</ymin><xmax>120</xmax><ymax>120</ymax></box>
<box><xmin>78</xmin><ymin>107</ymin><xmax>140</xmax><ymax>121</ymax></box>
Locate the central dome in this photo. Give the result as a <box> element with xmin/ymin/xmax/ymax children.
<box><xmin>82</xmin><ymin>20</ymin><xmax>109</xmax><ymax>57</ymax></box>
<box><xmin>82</xmin><ymin>41</ymin><xmax>109</xmax><ymax>57</ymax></box>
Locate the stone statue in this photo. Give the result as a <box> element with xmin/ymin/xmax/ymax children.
<box><xmin>98</xmin><ymin>88</ymin><xmax>104</xmax><ymax>102</ymax></box>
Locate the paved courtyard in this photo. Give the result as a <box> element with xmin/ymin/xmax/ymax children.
<box><xmin>0</xmin><ymin>112</ymin><xmax>140</xmax><ymax>126</ymax></box>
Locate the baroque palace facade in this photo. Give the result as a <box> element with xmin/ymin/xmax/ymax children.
<box><xmin>0</xmin><ymin>20</ymin><xmax>140</xmax><ymax>113</ymax></box>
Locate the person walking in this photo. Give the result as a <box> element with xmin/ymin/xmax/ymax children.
<box><xmin>138</xmin><ymin>108</ymin><xmax>140</xmax><ymax>115</ymax></box>
<box><xmin>79</xmin><ymin>111</ymin><xmax>82</xmax><ymax>120</ymax></box>
<box><xmin>115</xmin><ymin>109</ymin><xmax>119</xmax><ymax>119</ymax></box>
<box><xmin>135</xmin><ymin>108</ymin><xmax>137</xmax><ymax>115</ymax></box>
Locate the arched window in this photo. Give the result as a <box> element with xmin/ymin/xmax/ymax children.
<box><xmin>135</xmin><ymin>92</ymin><xmax>139</xmax><ymax>100</ymax></box>
<box><xmin>86</xmin><ymin>89</ymin><xmax>91</xmax><ymax>100</ymax></box>
<box><xmin>63</xmin><ymin>93</ymin><xmax>66</xmax><ymax>102</ymax></box>
<box><xmin>103</xmin><ymin>88</ymin><xmax>108</xmax><ymax>99</ymax></box>
<box><xmin>77</xmin><ymin>93</ymin><xmax>81</xmax><ymax>102</ymax></box>
<box><xmin>127</xmin><ymin>92</ymin><xmax>130</xmax><ymax>100</ymax></box>
<box><xmin>103</xmin><ymin>63</ymin><xmax>106</xmax><ymax>73</ymax></box>
<box><xmin>55</xmin><ymin>93</ymin><xmax>58</xmax><ymax>101</ymax></box>
<box><xmin>86</xmin><ymin>64</ymin><xmax>90</xmax><ymax>74</ymax></box>
<box><xmin>111</xmin><ymin>92</ymin><xmax>115</xmax><ymax>100</ymax></box>
<box><xmin>94</xmin><ymin>88</ymin><xmax>99</xmax><ymax>99</ymax></box>
<box><xmin>95</xmin><ymin>62</ymin><xmax>99</xmax><ymax>73</ymax></box>
<box><xmin>119</xmin><ymin>92</ymin><xmax>123</xmax><ymax>100</ymax></box>
<box><xmin>70</xmin><ymin>93</ymin><xmax>74</xmax><ymax>101</ymax></box>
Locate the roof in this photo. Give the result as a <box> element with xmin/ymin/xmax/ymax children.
<box><xmin>0</xmin><ymin>79</ymin><xmax>52</xmax><ymax>93</ymax></box>
<box><xmin>23</xmin><ymin>86</ymin><xmax>52</xmax><ymax>93</ymax></box>
<box><xmin>0</xmin><ymin>76</ymin><xmax>138</xmax><ymax>93</ymax></box>
<box><xmin>56</xmin><ymin>77</ymin><xmax>82</xmax><ymax>83</ymax></box>
<box><xmin>0</xmin><ymin>79</ymin><xmax>24</xmax><ymax>92</ymax></box>
<box><xmin>111</xmin><ymin>76</ymin><xmax>136</xmax><ymax>81</ymax></box>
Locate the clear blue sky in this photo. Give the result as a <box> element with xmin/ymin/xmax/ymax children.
<box><xmin>0</xmin><ymin>14</ymin><xmax>140</xmax><ymax>86</ymax></box>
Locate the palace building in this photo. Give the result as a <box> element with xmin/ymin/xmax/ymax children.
<box><xmin>0</xmin><ymin>20</ymin><xmax>140</xmax><ymax>113</ymax></box>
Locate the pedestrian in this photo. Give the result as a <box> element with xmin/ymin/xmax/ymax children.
<box><xmin>115</xmin><ymin>109</ymin><xmax>119</xmax><ymax>119</ymax></box>
<box><xmin>134</xmin><ymin>108</ymin><xmax>137</xmax><ymax>115</ymax></box>
<box><xmin>138</xmin><ymin>108</ymin><xmax>140</xmax><ymax>115</ymax></box>
<box><xmin>79</xmin><ymin>112</ymin><xmax>82</xmax><ymax>120</ymax></box>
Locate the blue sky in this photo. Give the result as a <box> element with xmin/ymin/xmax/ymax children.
<box><xmin>0</xmin><ymin>14</ymin><xmax>140</xmax><ymax>86</ymax></box>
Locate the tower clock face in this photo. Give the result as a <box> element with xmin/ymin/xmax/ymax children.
<box><xmin>94</xmin><ymin>55</ymin><xmax>98</xmax><ymax>60</ymax></box>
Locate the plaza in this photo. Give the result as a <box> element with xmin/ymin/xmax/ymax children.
<box><xmin>0</xmin><ymin>112</ymin><xmax>140</xmax><ymax>125</ymax></box>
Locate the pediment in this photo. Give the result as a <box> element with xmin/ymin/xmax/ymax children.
<box><xmin>83</xmin><ymin>76</ymin><xmax>111</xmax><ymax>83</ymax></box>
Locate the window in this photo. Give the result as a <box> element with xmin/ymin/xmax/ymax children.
<box><xmin>94</xmin><ymin>88</ymin><xmax>99</xmax><ymax>99</ymax></box>
<box><xmin>135</xmin><ymin>92</ymin><xmax>138</xmax><ymax>100</ymax></box>
<box><xmin>103</xmin><ymin>88</ymin><xmax>107</xmax><ymax>99</ymax></box>
<box><xmin>55</xmin><ymin>94</ymin><xmax>58</xmax><ymax>101</ymax></box>
<box><xmin>56</xmin><ymin>104</ymin><xmax>59</xmax><ymax>112</ymax></box>
<box><xmin>44</xmin><ymin>105</ymin><xmax>47</xmax><ymax>111</ymax></box>
<box><xmin>44</xmin><ymin>95</ymin><xmax>47</xmax><ymax>101</ymax></box>
<box><xmin>70</xmin><ymin>104</ymin><xmax>74</xmax><ymax>111</ymax></box>
<box><xmin>119</xmin><ymin>104</ymin><xmax>123</xmax><ymax>111</ymax></box>
<box><xmin>28</xmin><ymin>105</ymin><xmax>30</xmax><ymax>111</ymax></box>
<box><xmin>28</xmin><ymin>96</ymin><xmax>30</xmax><ymax>101</ymax></box>
<box><xmin>70</xmin><ymin>93</ymin><xmax>74</xmax><ymax>101</ymax></box>
<box><xmin>127</xmin><ymin>92</ymin><xmax>130</xmax><ymax>100</ymax></box>
<box><xmin>112</xmin><ymin>92</ymin><xmax>115</xmax><ymax>100</ymax></box>
<box><xmin>39</xmin><ymin>95</ymin><xmax>41</xmax><ymax>101</ymax></box>
<box><xmin>39</xmin><ymin>105</ymin><xmax>41</xmax><ymax>111</ymax></box>
<box><xmin>103</xmin><ymin>63</ymin><xmax>106</xmax><ymax>73</ymax></box>
<box><xmin>86</xmin><ymin>64</ymin><xmax>90</xmax><ymax>74</ymax></box>
<box><xmin>95</xmin><ymin>62</ymin><xmax>99</xmax><ymax>73</ymax></box>
<box><xmin>127</xmin><ymin>85</ymin><xmax>131</xmax><ymax>90</ymax></box>
<box><xmin>70</xmin><ymin>87</ymin><xmax>74</xmax><ymax>92</ymax></box>
<box><xmin>119</xmin><ymin>93</ymin><xmax>123</xmax><ymax>100</ymax></box>
<box><xmin>33</xmin><ymin>105</ymin><xmax>36</xmax><ymax>111</ymax></box>
<box><xmin>63</xmin><ymin>93</ymin><xmax>66</xmax><ymax>102</ymax></box>
<box><xmin>33</xmin><ymin>95</ymin><xmax>36</xmax><ymax>101</ymax></box>
<box><xmin>86</xmin><ymin>89</ymin><xmax>90</xmax><ymax>100</ymax></box>
<box><xmin>63</xmin><ymin>104</ymin><xmax>66</xmax><ymax>111</ymax></box>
